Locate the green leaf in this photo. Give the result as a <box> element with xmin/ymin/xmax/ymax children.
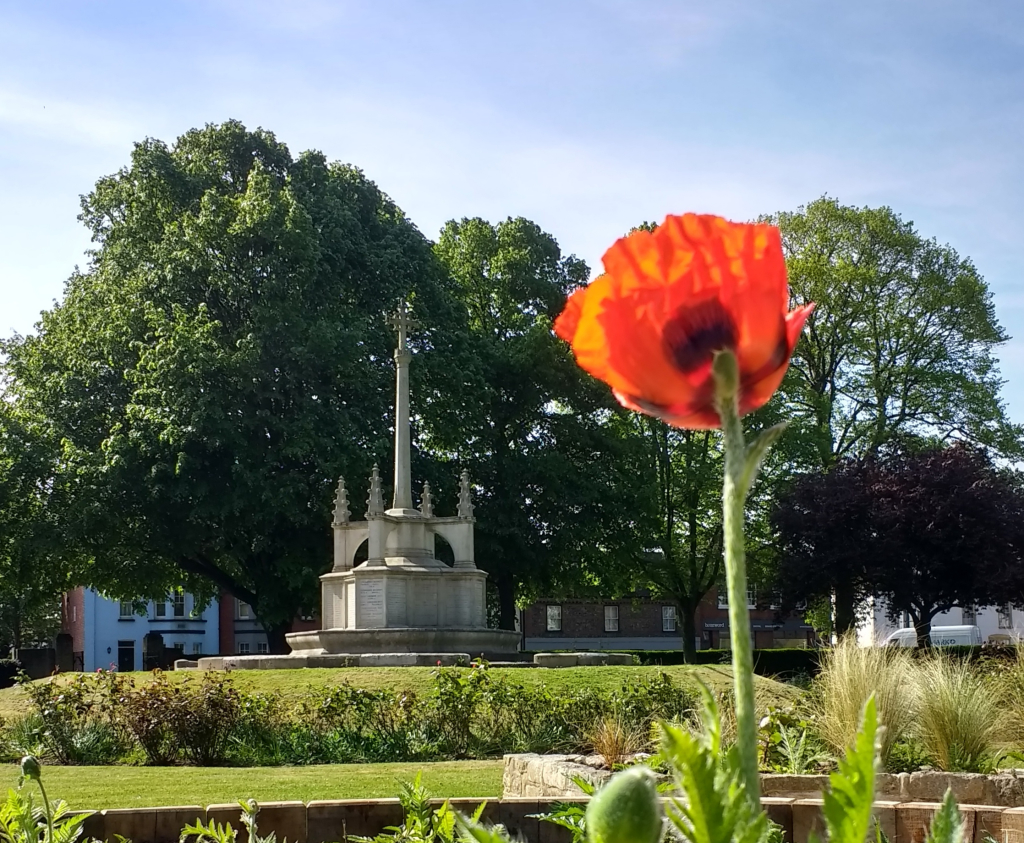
<box><xmin>924</xmin><ymin>792</ymin><xmax>964</xmax><ymax>843</ymax></box>
<box><xmin>659</xmin><ymin>684</ymin><xmax>768</xmax><ymax>843</ymax></box>
<box><xmin>741</xmin><ymin>423</ymin><xmax>788</xmax><ymax>493</ymax></box>
<box><xmin>816</xmin><ymin>695</ymin><xmax>879</xmax><ymax>843</ymax></box>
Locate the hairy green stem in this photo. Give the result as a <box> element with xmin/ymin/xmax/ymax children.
<box><xmin>713</xmin><ymin>352</ymin><xmax>761</xmax><ymax>811</ymax></box>
<box><xmin>36</xmin><ymin>776</ymin><xmax>54</xmax><ymax>843</ymax></box>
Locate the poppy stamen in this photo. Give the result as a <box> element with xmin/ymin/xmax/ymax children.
<box><xmin>662</xmin><ymin>299</ymin><xmax>738</xmax><ymax>374</ymax></box>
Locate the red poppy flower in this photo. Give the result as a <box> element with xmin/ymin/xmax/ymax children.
<box><xmin>555</xmin><ymin>213</ymin><xmax>813</xmax><ymax>429</ymax></box>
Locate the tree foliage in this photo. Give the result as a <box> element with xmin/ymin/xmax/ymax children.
<box><xmin>773</xmin><ymin>443</ymin><xmax>1024</xmax><ymax>646</ymax></box>
<box><xmin>428</xmin><ymin>217</ymin><xmax>651</xmax><ymax>627</ymax></box>
<box><xmin>0</xmin><ymin>406</ymin><xmax>70</xmax><ymax>651</ymax></box>
<box><xmin>2</xmin><ymin>120</ymin><xmax>452</xmax><ymax>650</ymax></box>
<box><xmin>771</xmin><ymin>197</ymin><xmax>1020</xmax><ymax>467</ymax></box>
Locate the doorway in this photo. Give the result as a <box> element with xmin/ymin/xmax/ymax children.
<box><xmin>117</xmin><ymin>639</ymin><xmax>135</xmax><ymax>673</ymax></box>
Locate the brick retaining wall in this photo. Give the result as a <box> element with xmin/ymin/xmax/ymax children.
<box><xmin>74</xmin><ymin>795</ymin><xmax>1024</xmax><ymax>843</ymax></box>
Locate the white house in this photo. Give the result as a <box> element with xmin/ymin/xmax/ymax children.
<box><xmin>857</xmin><ymin>596</ymin><xmax>1023</xmax><ymax>646</ymax></box>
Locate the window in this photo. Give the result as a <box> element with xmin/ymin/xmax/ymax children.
<box><xmin>604</xmin><ymin>605</ymin><xmax>619</xmax><ymax>632</ymax></box>
<box><xmin>962</xmin><ymin>605</ymin><xmax>977</xmax><ymax>625</ymax></box>
<box><xmin>662</xmin><ymin>605</ymin><xmax>676</xmax><ymax>632</ymax></box>
<box><xmin>172</xmin><ymin>641</ymin><xmax>185</xmax><ymax>652</ymax></box>
<box><xmin>237</xmin><ymin>599</ymin><xmax>252</xmax><ymax>620</ymax></box>
<box><xmin>257</xmin><ymin>642</ymin><xmax>269</xmax><ymax>654</ymax></box>
<box><xmin>999</xmin><ymin>605</ymin><xmax>1013</xmax><ymax>630</ymax></box>
<box><xmin>718</xmin><ymin>587</ymin><xmax>756</xmax><ymax>609</ymax></box>
<box><xmin>192</xmin><ymin>642</ymin><xmax>203</xmax><ymax>655</ymax></box>
<box><xmin>545</xmin><ymin>605</ymin><xmax>562</xmax><ymax>632</ymax></box>
<box><xmin>171</xmin><ymin>592</ymin><xmax>186</xmax><ymax>618</ymax></box>
<box><xmin>237</xmin><ymin>642</ymin><xmax>251</xmax><ymax>655</ymax></box>
<box><xmin>119</xmin><ymin>601</ymin><xmax>134</xmax><ymax>619</ymax></box>
<box><xmin>154</xmin><ymin>598</ymin><xmax>166</xmax><ymax>618</ymax></box>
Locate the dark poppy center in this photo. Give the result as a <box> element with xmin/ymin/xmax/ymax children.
<box><xmin>662</xmin><ymin>299</ymin><xmax>738</xmax><ymax>373</ymax></box>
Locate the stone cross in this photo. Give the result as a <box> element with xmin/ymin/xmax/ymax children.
<box><xmin>387</xmin><ymin>300</ymin><xmax>420</xmax><ymax>353</ymax></box>
<box><xmin>387</xmin><ymin>301</ymin><xmax>420</xmax><ymax>511</ymax></box>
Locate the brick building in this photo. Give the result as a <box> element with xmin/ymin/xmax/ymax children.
<box><xmin>522</xmin><ymin>587</ymin><xmax>815</xmax><ymax>652</ymax></box>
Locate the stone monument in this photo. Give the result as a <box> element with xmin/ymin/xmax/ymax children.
<box><xmin>285</xmin><ymin>301</ymin><xmax>520</xmax><ymax>660</ymax></box>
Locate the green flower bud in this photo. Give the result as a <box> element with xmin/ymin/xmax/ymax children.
<box><xmin>20</xmin><ymin>755</ymin><xmax>41</xmax><ymax>781</ymax></box>
<box><xmin>585</xmin><ymin>766</ymin><xmax>661</xmax><ymax>843</ymax></box>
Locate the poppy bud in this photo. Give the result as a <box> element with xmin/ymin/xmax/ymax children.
<box><xmin>20</xmin><ymin>755</ymin><xmax>41</xmax><ymax>781</ymax></box>
<box><xmin>585</xmin><ymin>766</ymin><xmax>661</xmax><ymax>843</ymax></box>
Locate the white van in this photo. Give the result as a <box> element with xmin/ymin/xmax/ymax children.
<box><xmin>882</xmin><ymin>625</ymin><xmax>982</xmax><ymax>647</ymax></box>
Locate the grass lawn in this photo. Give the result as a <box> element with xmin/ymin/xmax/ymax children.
<box><xmin>0</xmin><ymin>664</ymin><xmax>798</xmax><ymax>720</ymax></box>
<box><xmin>0</xmin><ymin>761</ymin><xmax>504</xmax><ymax>809</ymax></box>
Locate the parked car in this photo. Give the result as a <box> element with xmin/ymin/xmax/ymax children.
<box><xmin>882</xmin><ymin>625</ymin><xmax>982</xmax><ymax>647</ymax></box>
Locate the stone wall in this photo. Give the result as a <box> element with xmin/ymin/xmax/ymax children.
<box><xmin>503</xmin><ymin>753</ymin><xmax>1024</xmax><ymax>807</ymax></box>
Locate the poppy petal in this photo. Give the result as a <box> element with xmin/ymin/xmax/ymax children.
<box><xmin>554</xmin><ymin>286</ymin><xmax>587</xmax><ymax>343</ymax></box>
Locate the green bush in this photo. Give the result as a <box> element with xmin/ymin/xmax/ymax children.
<box><xmin>13</xmin><ymin>665</ymin><xmax>700</xmax><ymax>767</ymax></box>
<box><xmin>16</xmin><ymin>673</ymin><xmax>114</xmax><ymax>765</ymax></box>
<box><xmin>632</xmin><ymin>648</ymin><xmax>822</xmax><ymax>677</ymax></box>
<box><xmin>0</xmin><ymin>659</ymin><xmax>21</xmax><ymax>690</ymax></box>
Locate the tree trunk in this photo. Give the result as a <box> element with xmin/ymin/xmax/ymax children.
<box><xmin>680</xmin><ymin>602</ymin><xmax>698</xmax><ymax>663</ymax></box>
<box><xmin>264</xmin><ymin>623</ymin><xmax>291</xmax><ymax>655</ymax></box>
<box><xmin>834</xmin><ymin>577</ymin><xmax>857</xmax><ymax>636</ymax></box>
<box><xmin>495</xmin><ymin>572</ymin><xmax>517</xmax><ymax>631</ymax></box>
<box><xmin>914</xmin><ymin>615</ymin><xmax>932</xmax><ymax>649</ymax></box>
<box><xmin>11</xmin><ymin>608</ymin><xmax>21</xmax><ymax>652</ymax></box>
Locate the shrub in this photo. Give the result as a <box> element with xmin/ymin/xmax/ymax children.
<box><xmin>18</xmin><ymin>673</ymin><xmax>104</xmax><ymax>765</ymax></box>
<box><xmin>0</xmin><ymin>660</ymin><xmax>22</xmax><ymax>690</ymax></box>
<box><xmin>301</xmin><ymin>682</ymin><xmax>424</xmax><ymax>762</ymax></box>
<box><xmin>169</xmin><ymin>673</ymin><xmax>242</xmax><ymax>766</ymax></box>
<box><xmin>104</xmin><ymin>670</ymin><xmax>241</xmax><ymax>765</ymax></box>
<box><xmin>612</xmin><ymin>672</ymin><xmax>698</xmax><ymax>739</ymax></box>
<box><xmin>910</xmin><ymin>653</ymin><xmax>1001</xmax><ymax>772</ymax></box>
<box><xmin>630</xmin><ymin>648</ymin><xmax>823</xmax><ymax>677</ymax></box>
<box><xmin>809</xmin><ymin>634</ymin><xmax>916</xmax><ymax>764</ymax></box>
<box><xmin>102</xmin><ymin>670</ymin><xmax>178</xmax><ymax>764</ymax></box>
<box><xmin>228</xmin><ymin>692</ymin><xmax>291</xmax><ymax>766</ymax></box>
<box><xmin>427</xmin><ymin>665</ymin><xmax>489</xmax><ymax>757</ymax></box>
<box><xmin>0</xmin><ymin>714</ymin><xmax>45</xmax><ymax>763</ymax></box>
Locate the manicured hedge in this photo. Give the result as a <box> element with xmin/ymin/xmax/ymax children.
<box><xmin>632</xmin><ymin>648</ymin><xmax>822</xmax><ymax>677</ymax></box>
<box><xmin>631</xmin><ymin>644</ymin><xmax>1020</xmax><ymax>677</ymax></box>
<box><xmin>0</xmin><ymin>659</ymin><xmax>22</xmax><ymax>690</ymax></box>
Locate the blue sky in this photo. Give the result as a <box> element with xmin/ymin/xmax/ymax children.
<box><xmin>2</xmin><ymin>1</ymin><xmax>1023</xmax><ymax>414</ymax></box>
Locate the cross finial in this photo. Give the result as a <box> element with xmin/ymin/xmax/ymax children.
<box><xmin>387</xmin><ymin>300</ymin><xmax>420</xmax><ymax>352</ymax></box>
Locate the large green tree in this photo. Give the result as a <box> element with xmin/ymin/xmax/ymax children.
<box><xmin>766</xmin><ymin>197</ymin><xmax>1021</xmax><ymax>632</ymax></box>
<box><xmin>772</xmin><ymin>197</ymin><xmax>1020</xmax><ymax>467</ymax></box>
<box><xmin>428</xmin><ymin>217</ymin><xmax>651</xmax><ymax>628</ymax></box>
<box><xmin>2</xmin><ymin>121</ymin><xmax>456</xmax><ymax>651</ymax></box>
